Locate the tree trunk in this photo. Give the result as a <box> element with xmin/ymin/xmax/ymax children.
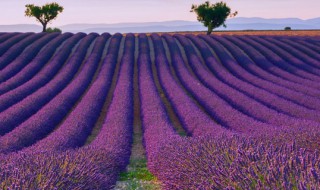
<box><xmin>42</xmin><ymin>23</ymin><xmax>47</xmax><ymax>32</ymax></box>
<box><xmin>207</xmin><ymin>23</ymin><xmax>213</xmax><ymax>35</ymax></box>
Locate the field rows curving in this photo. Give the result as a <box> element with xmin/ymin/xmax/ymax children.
<box><xmin>0</xmin><ymin>32</ymin><xmax>319</xmax><ymax>189</ymax></box>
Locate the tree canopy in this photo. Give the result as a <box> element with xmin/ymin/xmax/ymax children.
<box><xmin>191</xmin><ymin>1</ymin><xmax>237</xmax><ymax>35</ymax></box>
<box><xmin>25</xmin><ymin>2</ymin><xmax>64</xmax><ymax>32</ymax></box>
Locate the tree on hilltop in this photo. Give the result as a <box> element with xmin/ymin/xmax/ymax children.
<box><xmin>191</xmin><ymin>1</ymin><xmax>237</xmax><ymax>35</ymax></box>
<box><xmin>25</xmin><ymin>2</ymin><xmax>64</xmax><ymax>32</ymax></box>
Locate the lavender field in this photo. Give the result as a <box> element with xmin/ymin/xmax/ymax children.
<box><xmin>0</xmin><ymin>32</ymin><xmax>319</xmax><ymax>189</ymax></box>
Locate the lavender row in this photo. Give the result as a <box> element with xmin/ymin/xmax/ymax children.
<box><xmin>0</xmin><ymin>33</ymin><xmax>72</xmax><ymax>95</ymax></box>
<box><xmin>0</xmin><ymin>34</ymin><xmax>105</xmax><ymax>153</ymax></box>
<box><xmin>214</xmin><ymin>35</ymin><xmax>320</xmax><ymax>106</ymax></box>
<box><xmin>221</xmin><ymin>35</ymin><xmax>320</xmax><ymax>92</ymax></box>
<box><xmin>260</xmin><ymin>36</ymin><xmax>320</xmax><ymax>70</ymax></box>
<box><xmin>0</xmin><ymin>34</ymin><xmax>96</xmax><ymax>136</ymax></box>
<box><xmin>175</xmin><ymin>34</ymin><xmax>320</xmax><ymax>132</ymax></box>
<box><xmin>0</xmin><ymin>33</ymin><xmax>31</xmax><ymax>57</ymax></box>
<box><xmin>89</xmin><ymin>33</ymin><xmax>135</xmax><ymax>172</ymax></box>
<box><xmin>217</xmin><ymin>35</ymin><xmax>320</xmax><ymax>98</ymax></box>
<box><xmin>184</xmin><ymin>36</ymin><xmax>320</xmax><ymax>149</ymax></box>
<box><xmin>137</xmin><ymin>34</ymin><xmax>182</xmax><ymax>176</ymax></box>
<box><xmin>234</xmin><ymin>35</ymin><xmax>320</xmax><ymax>83</ymax></box>
<box><xmin>198</xmin><ymin>35</ymin><xmax>320</xmax><ymax>121</ymax></box>
<box><xmin>0</xmin><ymin>33</ymin><xmax>85</xmax><ymax>111</ymax></box>
<box><xmin>0</xmin><ymin>34</ymin><xmax>130</xmax><ymax>189</ymax></box>
<box><xmin>242</xmin><ymin>35</ymin><xmax>319</xmax><ymax>82</ymax></box>
<box><xmin>0</xmin><ymin>33</ymin><xmax>46</xmax><ymax>70</ymax></box>
<box><xmin>186</xmin><ymin>34</ymin><xmax>320</xmax><ymax>142</ymax></box>
<box><xmin>230</xmin><ymin>35</ymin><xmax>319</xmax><ymax>89</ymax></box>
<box><xmin>0</xmin><ymin>146</ymin><xmax>120</xmax><ymax>189</ymax></box>
<box><xmin>245</xmin><ymin>36</ymin><xmax>320</xmax><ymax>80</ymax></box>
<box><xmin>0</xmin><ymin>33</ymin><xmax>59</xmax><ymax>82</ymax></box>
<box><xmin>275</xmin><ymin>36</ymin><xmax>320</xmax><ymax>61</ymax></box>
<box><xmin>208</xmin><ymin>35</ymin><xmax>320</xmax><ymax>111</ymax></box>
<box><xmin>169</xmin><ymin>34</ymin><xmax>296</xmax><ymax>135</ymax></box>
<box><xmin>153</xmin><ymin>135</ymin><xmax>320</xmax><ymax>189</ymax></box>
<box><xmin>294</xmin><ymin>37</ymin><xmax>320</xmax><ymax>53</ymax></box>
<box><xmin>27</xmin><ymin>33</ymin><xmax>122</xmax><ymax>152</ymax></box>
<box><xmin>0</xmin><ymin>33</ymin><xmax>155</xmax><ymax>189</ymax></box>
<box><xmin>0</xmin><ymin>33</ymin><xmax>19</xmax><ymax>45</ymax></box>
<box><xmin>148</xmin><ymin>35</ymin><xmax>320</xmax><ymax>189</ymax></box>
<box><xmin>203</xmin><ymin>36</ymin><xmax>319</xmax><ymax>121</ymax></box>
<box><xmin>151</xmin><ymin>33</ymin><xmax>224</xmax><ymax>136</ymax></box>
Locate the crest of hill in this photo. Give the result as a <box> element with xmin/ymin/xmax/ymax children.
<box><xmin>0</xmin><ymin>17</ymin><xmax>319</xmax><ymax>33</ymax></box>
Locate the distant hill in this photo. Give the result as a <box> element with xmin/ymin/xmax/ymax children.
<box><xmin>1</xmin><ymin>17</ymin><xmax>319</xmax><ymax>33</ymax></box>
<box><xmin>0</xmin><ymin>24</ymin><xmax>41</xmax><ymax>32</ymax></box>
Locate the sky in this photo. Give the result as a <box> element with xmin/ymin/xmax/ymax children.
<box><xmin>0</xmin><ymin>0</ymin><xmax>319</xmax><ymax>26</ymax></box>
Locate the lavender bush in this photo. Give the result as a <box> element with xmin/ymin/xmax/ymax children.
<box><xmin>153</xmin><ymin>136</ymin><xmax>320</xmax><ymax>190</ymax></box>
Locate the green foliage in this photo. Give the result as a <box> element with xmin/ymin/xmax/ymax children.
<box><xmin>120</xmin><ymin>159</ymin><xmax>156</xmax><ymax>181</ymax></box>
<box><xmin>118</xmin><ymin>158</ymin><xmax>160</xmax><ymax>189</ymax></box>
<box><xmin>25</xmin><ymin>2</ymin><xmax>64</xmax><ymax>32</ymax></box>
<box><xmin>284</xmin><ymin>26</ymin><xmax>292</xmax><ymax>31</ymax></box>
<box><xmin>191</xmin><ymin>1</ymin><xmax>237</xmax><ymax>35</ymax></box>
<box><xmin>120</xmin><ymin>168</ymin><xmax>155</xmax><ymax>181</ymax></box>
<box><xmin>46</xmin><ymin>27</ymin><xmax>62</xmax><ymax>33</ymax></box>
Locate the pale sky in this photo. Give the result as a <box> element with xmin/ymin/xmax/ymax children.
<box><xmin>0</xmin><ymin>0</ymin><xmax>319</xmax><ymax>26</ymax></box>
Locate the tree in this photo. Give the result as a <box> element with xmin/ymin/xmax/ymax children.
<box><xmin>191</xmin><ymin>1</ymin><xmax>237</xmax><ymax>35</ymax></box>
<box><xmin>284</xmin><ymin>26</ymin><xmax>292</xmax><ymax>31</ymax></box>
<box><xmin>25</xmin><ymin>2</ymin><xmax>64</xmax><ymax>32</ymax></box>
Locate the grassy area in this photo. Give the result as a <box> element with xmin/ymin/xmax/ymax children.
<box><xmin>116</xmin><ymin>158</ymin><xmax>161</xmax><ymax>190</ymax></box>
<box><xmin>120</xmin><ymin>159</ymin><xmax>155</xmax><ymax>181</ymax></box>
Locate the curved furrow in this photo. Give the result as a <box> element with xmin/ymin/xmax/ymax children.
<box><xmin>261</xmin><ymin>36</ymin><xmax>320</xmax><ymax>69</ymax></box>
<box><xmin>0</xmin><ymin>33</ymin><xmax>60</xmax><ymax>83</ymax></box>
<box><xmin>217</xmin><ymin>35</ymin><xmax>320</xmax><ymax>96</ymax></box>
<box><xmin>203</xmin><ymin>35</ymin><xmax>320</xmax><ymax>111</ymax></box>
<box><xmin>150</xmin><ymin>36</ymin><xmax>199</xmax><ymax>135</ymax></box>
<box><xmin>176</xmin><ymin>34</ymin><xmax>320</xmax><ymax>129</ymax></box>
<box><xmin>0</xmin><ymin>33</ymin><xmax>32</xmax><ymax>57</ymax></box>
<box><xmin>0</xmin><ymin>33</ymin><xmax>72</xmax><ymax>95</ymax></box>
<box><xmin>295</xmin><ymin>38</ymin><xmax>320</xmax><ymax>53</ymax></box>
<box><xmin>220</xmin><ymin>35</ymin><xmax>320</xmax><ymax>91</ymax></box>
<box><xmin>89</xmin><ymin>33</ymin><xmax>135</xmax><ymax>173</ymax></box>
<box><xmin>151</xmin><ymin>33</ymin><xmax>224</xmax><ymax>136</ymax></box>
<box><xmin>299</xmin><ymin>36</ymin><xmax>320</xmax><ymax>47</ymax></box>
<box><xmin>25</xmin><ymin>34</ymin><xmax>122</xmax><ymax>152</ymax></box>
<box><xmin>0</xmin><ymin>34</ymin><xmax>105</xmax><ymax>153</ymax></box>
<box><xmin>0</xmin><ymin>34</ymin><xmax>97</xmax><ymax>136</ymax></box>
<box><xmin>0</xmin><ymin>33</ymin><xmax>46</xmax><ymax>70</ymax></box>
<box><xmin>235</xmin><ymin>36</ymin><xmax>320</xmax><ymax>82</ymax></box>
<box><xmin>196</xmin><ymin>35</ymin><xmax>320</xmax><ymax>122</ymax></box>
<box><xmin>276</xmin><ymin>37</ymin><xmax>320</xmax><ymax>61</ymax></box>
<box><xmin>0</xmin><ymin>33</ymin><xmax>19</xmax><ymax>45</ymax></box>
<box><xmin>150</xmin><ymin>37</ymin><xmax>185</xmax><ymax>135</ymax></box>
<box><xmin>0</xmin><ymin>33</ymin><xmax>85</xmax><ymax>112</ymax></box>
<box><xmin>138</xmin><ymin>34</ymin><xmax>181</xmax><ymax>173</ymax></box>
<box><xmin>215</xmin><ymin>37</ymin><xmax>320</xmax><ymax>98</ymax></box>
<box><xmin>85</xmin><ymin>35</ymin><xmax>125</xmax><ymax>145</ymax></box>
<box><xmin>248</xmin><ymin>36</ymin><xmax>320</xmax><ymax>78</ymax></box>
